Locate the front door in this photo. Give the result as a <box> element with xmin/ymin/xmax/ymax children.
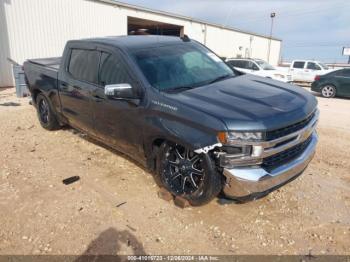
<box><xmin>305</xmin><ymin>62</ymin><xmax>321</xmax><ymax>82</ymax></box>
<box><xmin>92</xmin><ymin>50</ymin><xmax>144</xmax><ymax>157</ymax></box>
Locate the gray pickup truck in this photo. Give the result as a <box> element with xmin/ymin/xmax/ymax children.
<box><xmin>24</xmin><ymin>35</ymin><xmax>318</xmax><ymax>206</ymax></box>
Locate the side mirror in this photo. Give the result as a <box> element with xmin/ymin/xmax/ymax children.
<box><xmin>104</xmin><ymin>84</ymin><xmax>140</xmax><ymax>105</ymax></box>
<box><xmin>104</xmin><ymin>83</ymin><xmax>132</xmax><ymax>98</ymax></box>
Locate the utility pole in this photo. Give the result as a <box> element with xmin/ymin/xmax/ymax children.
<box><xmin>249</xmin><ymin>36</ymin><xmax>254</xmax><ymax>58</ymax></box>
<box><xmin>267</xmin><ymin>12</ymin><xmax>275</xmax><ymax>63</ymax></box>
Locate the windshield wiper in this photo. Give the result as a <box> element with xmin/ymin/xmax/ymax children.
<box><xmin>165</xmin><ymin>74</ymin><xmax>234</xmax><ymax>93</ymax></box>
<box><xmin>165</xmin><ymin>85</ymin><xmax>196</xmax><ymax>93</ymax></box>
<box><xmin>208</xmin><ymin>74</ymin><xmax>233</xmax><ymax>84</ymax></box>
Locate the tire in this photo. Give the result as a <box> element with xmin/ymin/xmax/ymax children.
<box><xmin>155</xmin><ymin>142</ymin><xmax>223</xmax><ymax>206</ymax></box>
<box><xmin>35</xmin><ymin>93</ymin><xmax>61</xmax><ymax>130</ymax></box>
<box><xmin>321</xmin><ymin>85</ymin><xmax>336</xmax><ymax>98</ymax></box>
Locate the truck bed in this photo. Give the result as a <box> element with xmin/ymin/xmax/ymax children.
<box><xmin>24</xmin><ymin>57</ymin><xmax>61</xmax><ymax>83</ymax></box>
<box><xmin>27</xmin><ymin>57</ymin><xmax>61</xmax><ymax>70</ymax></box>
<box><xmin>23</xmin><ymin>57</ymin><xmax>61</xmax><ymax>103</ymax></box>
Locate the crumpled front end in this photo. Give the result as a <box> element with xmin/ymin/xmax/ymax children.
<box><xmin>219</xmin><ymin>109</ymin><xmax>319</xmax><ymax>199</ymax></box>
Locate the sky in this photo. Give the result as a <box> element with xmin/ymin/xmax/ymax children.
<box><xmin>121</xmin><ymin>0</ymin><xmax>350</xmax><ymax>63</ymax></box>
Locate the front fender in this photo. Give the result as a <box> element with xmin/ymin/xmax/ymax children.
<box><xmin>143</xmin><ymin>114</ymin><xmax>223</xmax><ymax>159</ymax></box>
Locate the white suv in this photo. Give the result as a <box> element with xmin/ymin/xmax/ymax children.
<box><xmin>226</xmin><ymin>58</ymin><xmax>292</xmax><ymax>83</ymax></box>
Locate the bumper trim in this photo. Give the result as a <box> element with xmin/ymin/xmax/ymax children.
<box><xmin>222</xmin><ymin>132</ymin><xmax>318</xmax><ymax>198</ymax></box>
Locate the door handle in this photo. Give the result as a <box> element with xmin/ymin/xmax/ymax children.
<box><xmin>92</xmin><ymin>94</ymin><xmax>105</xmax><ymax>102</ymax></box>
<box><xmin>60</xmin><ymin>83</ymin><xmax>68</xmax><ymax>91</ymax></box>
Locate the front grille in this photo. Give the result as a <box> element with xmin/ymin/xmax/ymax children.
<box><xmin>262</xmin><ymin>135</ymin><xmax>313</xmax><ymax>171</ymax></box>
<box><xmin>266</xmin><ymin>112</ymin><xmax>315</xmax><ymax>141</ymax></box>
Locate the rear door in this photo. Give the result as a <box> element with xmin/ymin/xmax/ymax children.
<box><xmin>291</xmin><ymin>61</ymin><xmax>306</xmax><ymax>81</ymax></box>
<box><xmin>58</xmin><ymin>48</ymin><xmax>100</xmax><ymax>133</ymax></box>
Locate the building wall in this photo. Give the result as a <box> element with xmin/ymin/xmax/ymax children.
<box><xmin>1</xmin><ymin>0</ymin><xmax>127</xmax><ymax>87</ymax></box>
<box><xmin>119</xmin><ymin>6</ymin><xmax>282</xmax><ymax>62</ymax></box>
<box><xmin>0</xmin><ymin>0</ymin><xmax>12</xmax><ymax>87</ymax></box>
<box><xmin>204</xmin><ymin>26</ymin><xmax>281</xmax><ymax>62</ymax></box>
<box><xmin>0</xmin><ymin>0</ymin><xmax>281</xmax><ymax>87</ymax></box>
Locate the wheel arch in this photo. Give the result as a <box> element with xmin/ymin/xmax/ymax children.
<box><xmin>146</xmin><ymin>137</ymin><xmax>184</xmax><ymax>171</ymax></box>
<box><xmin>145</xmin><ymin>134</ymin><xmax>221</xmax><ymax>171</ymax></box>
<box><xmin>322</xmin><ymin>83</ymin><xmax>338</xmax><ymax>92</ymax></box>
<box><xmin>31</xmin><ymin>88</ymin><xmax>42</xmax><ymax>104</ymax></box>
<box><xmin>322</xmin><ymin>82</ymin><xmax>337</xmax><ymax>88</ymax></box>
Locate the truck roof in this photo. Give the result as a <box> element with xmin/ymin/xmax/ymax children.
<box><xmin>291</xmin><ymin>60</ymin><xmax>322</xmax><ymax>63</ymax></box>
<box><xmin>69</xmin><ymin>35</ymin><xmax>187</xmax><ymax>51</ymax></box>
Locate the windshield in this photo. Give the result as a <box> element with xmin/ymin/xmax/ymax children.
<box><xmin>318</xmin><ymin>62</ymin><xmax>329</xmax><ymax>70</ymax></box>
<box><xmin>132</xmin><ymin>43</ymin><xmax>234</xmax><ymax>91</ymax></box>
<box><xmin>255</xmin><ymin>59</ymin><xmax>275</xmax><ymax>70</ymax></box>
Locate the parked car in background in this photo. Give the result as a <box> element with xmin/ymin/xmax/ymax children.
<box><xmin>23</xmin><ymin>36</ymin><xmax>318</xmax><ymax>206</ymax></box>
<box><xmin>311</xmin><ymin>68</ymin><xmax>350</xmax><ymax>98</ymax></box>
<box><xmin>225</xmin><ymin>58</ymin><xmax>292</xmax><ymax>83</ymax></box>
<box><xmin>289</xmin><ymin>60</ymin><xmax>335</xmax><ymax>83</ymax></box>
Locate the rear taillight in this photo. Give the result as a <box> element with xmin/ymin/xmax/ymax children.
<box><xmin>314</xmin><ymin>75</ymin><xmax>321</xmax><ymax>81</ymax></box>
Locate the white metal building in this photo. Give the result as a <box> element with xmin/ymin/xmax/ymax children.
<box><xmin>0</xmin><ymin>0</ymin><xmax>282</xmax><ymax>87</ymax></box>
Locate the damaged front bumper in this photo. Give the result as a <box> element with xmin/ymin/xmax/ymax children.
<box><xmin>222</xmin><ymin>132</ymin><xmax>318</xmax><ymax>199</ymax></box>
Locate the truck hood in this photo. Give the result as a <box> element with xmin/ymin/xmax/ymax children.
<box><xmin>165</xmin><ymin>74</ymin><xmax>317</xmax><ymax>131</ymax></box>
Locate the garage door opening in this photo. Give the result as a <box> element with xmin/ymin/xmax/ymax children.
<box><xmin>128</xmin><ymin>16</ymin><xmax>184</xmax><ymax>36</ymax></box>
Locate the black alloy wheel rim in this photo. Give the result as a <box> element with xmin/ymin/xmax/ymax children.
<box><xmin>163</xmin><ymin>144</ymin><xmax>205</xmax><ymax>195</ymax></box>
<box><xmin>38</xmin><ymin>99</ymin><xmax>49</xmax><ymax>124</ymax></box>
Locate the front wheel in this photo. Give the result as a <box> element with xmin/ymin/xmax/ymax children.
<box><xmin>155</xmin><ymin>142</ymin><xmax>223</xmax><ymax>206</ymax></box>
<box><xmin>321</xmin><ymin>85</ymin><xmax>336</xmax><ymax>98</ymax></box>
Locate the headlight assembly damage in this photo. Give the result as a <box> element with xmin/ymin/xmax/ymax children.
<box><xmin>216</xmin><ymin>131</ymin><xmax>264</xmax><ymax>168</ymax></box>
<box><xmin>218</xmin><ymin>131</ymin><xmax>263</xmax><ymax>143</ymax></box>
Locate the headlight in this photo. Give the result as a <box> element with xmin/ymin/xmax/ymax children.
<box><xmin>218</xmin><ymin>131</ymin><xmax>263</xmax><ymax>144</ymax></box>
<box><xmin>273</xmin><ymin>74</ymin><xmax>285</xmax><ymax>79</ymax></box>
<box><xmin>217</xmin><ymin>132</ymin><xmax>264</xmax><ymax>167</ymax></box>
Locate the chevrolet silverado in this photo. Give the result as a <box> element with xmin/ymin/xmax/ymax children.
<box><xmin>24</xmin><ymin>36</ymin><xmax>319</xmax><ymax>206</ymax></box>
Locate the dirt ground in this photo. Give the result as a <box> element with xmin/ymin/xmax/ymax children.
<box><xmin>0</xmin><ymin>87</ymin><xmax>349</xmax><ymax>256</ymax></box>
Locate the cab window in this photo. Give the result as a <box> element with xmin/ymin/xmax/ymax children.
<box><xmin>247</xmin><ymin>61</ymin><xmax>259</xmax><ymax>70</ymax></box>
<box><xmin>293</xmin><ymin>61</ymin><xmax>305</xmax><ymax>69</ymax></box>
<box><xmin>99</xmin><ymin>52</ymin><xmax>132</xmax><ymax>86</ymax></box>
<box><xmin>307</xmin><ymin>62</ymin><xmax>321</xmax><ymax>70</ymax></box>
<box><xmin>227</xmin><ymin>60</ymin><xmax>241</xmax><ymax>68</ymax></box>
<box><xmin>68</xmin><ymin>49</ymin><xmax>99</xmax><ymax>84</ymax></box>
<box><xmin>239</xmin><ymin>61</ymin><xmax>249</xmax><ymax>69</ymax></box>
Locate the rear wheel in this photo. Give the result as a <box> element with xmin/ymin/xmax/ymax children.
<box><xmin>321</xmin><ymin>85</ymin><xmax>336</xmax><ymax>98</ymax></box>
<box><xmin>36</xmin><ymin>93</ymin><xmax>60</xmax><ymax>130</ymax></box>
<box><xmin>155</xmin><ymin>142</ymin><xmax>222</xmax><ymax>206</ymax></box>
